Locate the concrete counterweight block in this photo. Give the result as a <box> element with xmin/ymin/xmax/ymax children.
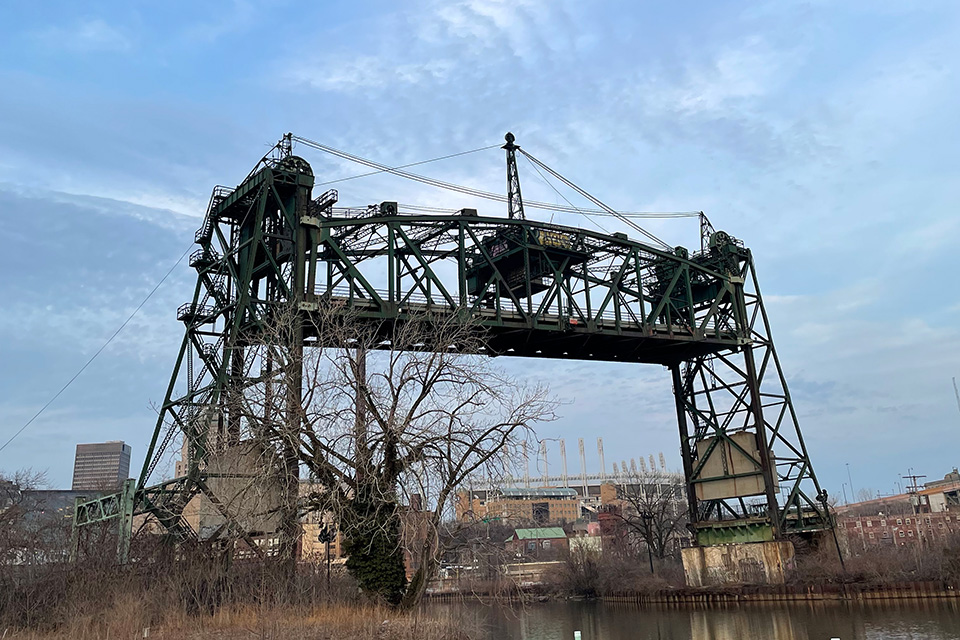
<box><xmin>681</xmin><ymin>540</ymin><xmax>796</xmax><ymax>587</ymax></box>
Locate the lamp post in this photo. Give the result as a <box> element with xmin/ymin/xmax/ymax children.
<box><xmin>817</xmin><ymin>489</ymin><xmax>846</xmax><ymax>572</ymax></box>
<box><xmin>640</xmin><ymin>511</ymin><xmax>654</xmax><ymax>574</ymax></box>
<box><xmin>318</xmin><ymin>525</ymin><xmax>336</xmax><ymax>589</ymax></box>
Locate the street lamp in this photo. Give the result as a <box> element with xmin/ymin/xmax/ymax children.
<box><xmin>318</xmin><ymin>524</ymin><xmax>337</xmax><ymax>588</ymax></box>
<box><xmin>817</xmin><ymin>489</ymin><xmax>846</xmax><ymax>573</ymax></box>
<box><xmin>640</xmin><ymin>511</ymin><xmax>654</xmax><ymax>574</ymax></box>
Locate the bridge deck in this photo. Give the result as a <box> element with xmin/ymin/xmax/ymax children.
<box><xmin>304</xmin><ymin>294</ymin><xmax>741</xmax><ymax>365</ymax></box>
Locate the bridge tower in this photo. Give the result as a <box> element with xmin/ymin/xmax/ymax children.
<box><xmin>73</xmin><ymin>133</ymin><xmax>833</xmax><ymax>584</ymax></box>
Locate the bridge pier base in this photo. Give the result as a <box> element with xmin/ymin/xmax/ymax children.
<box><xmin>681</xmin><ymin>540</ymin><xmax>795</xmax><ymax>587</ymax></box>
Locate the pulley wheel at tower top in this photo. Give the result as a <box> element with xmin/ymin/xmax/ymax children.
<box><xmin>279</xmin><ymin>155</ymin><xmax>314</xmax><ymax>176</ymax></box>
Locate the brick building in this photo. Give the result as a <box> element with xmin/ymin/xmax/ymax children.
<box><xmin>456</xmin><ymin>487</ymin><xmax>581</xmax><ymax>525</ymax></box>
<box><xmin>839</xmin><ymin>511</ymin><xmax>960</xmax><ymax>549</ymax></box>
<box><xmin>506</xmin><ymin>527</ymin><xmax>568</xmax><ymax>559</ymax></box>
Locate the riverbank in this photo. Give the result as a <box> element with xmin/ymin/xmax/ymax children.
<box><xmin>3</xmin><ymin>604</ymin><xmax>473</xmax><ymax>640</ymax></box>
<box><xmin>425</xmin><ymin>580</ymin><xmax>960</xmax><ymax>605</ymax></box>
<box><xmin>604</xmin><ymin>580</ymin><xmax>960</xmax><ymax>605</ymax></box>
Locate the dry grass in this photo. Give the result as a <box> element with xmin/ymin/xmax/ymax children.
<box><xmin>4</xmin><ymin>602</ymin><xmax>474</xmax><ymax>640</ymax></box>
<box><xmin>1</xmin><ymin>540</ymin><xmax>475</xmax><ymax>640</ymax></box>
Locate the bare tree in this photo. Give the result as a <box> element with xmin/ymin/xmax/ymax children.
<box><xmin>227</xmin><ymin>303</ymin><xmax>556</xmax><ymax>607</ymax></box>
<box><xmin>0</xmin><ymin>469</ymin><xmax>53</xmax><ymax>565</ymax></box>
<box><xmin>609</xmin><ymin>469</ymin><xmax>688</xmax><ymax>561</ymax></box>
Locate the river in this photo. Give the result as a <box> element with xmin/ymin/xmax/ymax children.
<box><xmin>427</xmin><ymin>599</ymin><xmax>960</xmax><ymax>639</ymax></box>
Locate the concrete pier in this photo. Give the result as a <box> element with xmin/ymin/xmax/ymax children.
<box><xmin>681</xmin><ymin>541</ymin><xmax>796</xmax><ymax>587</ymax></box>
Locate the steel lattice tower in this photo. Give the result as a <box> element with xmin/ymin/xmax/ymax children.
<box><xmin>73</xmin><ymin>133</ymin><xmax>832</xmax><ymax>561</ymax></box>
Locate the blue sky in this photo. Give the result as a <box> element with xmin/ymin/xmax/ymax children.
<box><xmin>1</xmin><ymin>1</ymin><xmax>958</xmax><ymax>500</ymax></box>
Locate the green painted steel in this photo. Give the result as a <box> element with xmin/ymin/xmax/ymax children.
<box><xmin>72</xmin><ymin>134</ymin><xmax>833</xmax><ymax>557</ymax></box>
<box><xmin>71</xmin><ymin>478</ymin><xmax>136</xmax><ymax>562</ymax></box>
<box><xmin>694</xmin><ymin>521</ymin><xmax>775</xmax><ymax>546</ymax></box>
<box><xmin>513</xmin><ymin>527</ymin><xmax>567</xmax><ymax>540</ymax></box>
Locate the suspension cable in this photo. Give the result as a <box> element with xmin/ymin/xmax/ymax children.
<box><xmin>522</xmin><ymin>154</ymin><xmax>610</xmax><ymax>234</ymax></box>
<box><xmin>314</xmin><ymin>143</ymin><xmax>502</xmax><ymax>187</ymax></box>
<box><xmin>290</xmin><ymin>134</ymin><xmax>696</xmax><ymax>222</ymax></box>
<box><xmin>519</xmin><ymin>148</ymin><xmax>672</xmax><ymax>250</ymax></box>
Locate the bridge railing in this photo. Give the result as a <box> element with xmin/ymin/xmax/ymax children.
<box><xmin>312</xmin><ymin>284</ymin><xmax>733</xmax><ymax>341</ymax></box>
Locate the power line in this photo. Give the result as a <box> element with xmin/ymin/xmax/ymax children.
<box><xmin>0</xmin><ymin>244</ymin><xmax>192</xmax><ymax>455</ymax></box>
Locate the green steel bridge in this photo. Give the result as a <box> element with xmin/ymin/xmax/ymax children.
<box><xmin>72</xmin><ymin>133</ymin><xmax>832</xmax><ymax>561</ymax></box>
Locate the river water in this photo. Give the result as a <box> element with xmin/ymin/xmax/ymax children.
<box><xmin>428</xmin><ymin>599</ymin><xmax>960</xmax><ymax>639</ymax></box>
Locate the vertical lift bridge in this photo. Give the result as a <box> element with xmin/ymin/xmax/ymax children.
<box><xmin>73</xmin><ymin>133</ymin><xmax>832</xmax><ymax>561</ymax></box>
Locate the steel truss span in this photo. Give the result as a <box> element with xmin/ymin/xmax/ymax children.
<box><xmin>73</xmin><ymin>134</ymin><xmax>832</xmax><ymax>558</ymax></box>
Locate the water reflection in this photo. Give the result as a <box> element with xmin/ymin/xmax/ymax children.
<box><xmin>428</xmin><ymin>599</ymin><xmax>960</xmax><ymax>640</ymax></box>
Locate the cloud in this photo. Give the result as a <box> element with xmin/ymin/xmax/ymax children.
<box><xmin>177</xmin><ymin>0</ymin><xmax>258</xmax><ymax>44</ymax></box>
<box><xmin>33</xmin><ymin>19</ymin><xmax>131</xmax><ymax>53</ymax></box>
<box><xmin>427</xmin><ymin>0</ymin><xmax>561</xmax><ymax>63</ymax></box>
<box><xmin>642</xmin><ymin>37</ymin><xmax>790</xmax><ymax>116</ymax></box>
<box><xmin>286</xmin><ymin>56</ymin><xmax>457</xmax><ymax>92</ymax></box>
<box><xmin>279</xmin><ymin>0</ymin><xmax>569</xmax><ymax>94</ymax></box>
<box><xmin>3</xmin><ymin>0</ymin><xmax>960</xmax><ymax>495</ymax></box>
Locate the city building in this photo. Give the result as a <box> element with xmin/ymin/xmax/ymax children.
<box><xmin>834</xmin><ymin>468</ymin><xmax>960</xmax><ymax>519</ymax></box>
<box><xmin>915</xmin><ymin>469</ymin><xmax>960</xmax><ymax>513</ymax></box>
<box><xmin>839</xmin><ymin>512</ymin><xmax>960</xmax><ymax>549</ymax></box>
<box><xmin>506</xmin><ymin>527</ymin><xmax>568</xmax><ymax>558</ymax></box>
<box><xmin>71</xmin><ymin>441</ymin><xmax>131</xmax><ymax>491</ymax></box>
<box><xmin>456</xmin><ymin>487</ymin><xmax>581</xmax><ymax>525</ymax></box>
<box><xmin>833</xmin><ymin>466</ymin><xmax>960</xmax><ymax>553</ymax></box>
<box><xmin>455</xmin><ymin>475</ymin><xmax>686</xmax><ymax>545</ymax></box>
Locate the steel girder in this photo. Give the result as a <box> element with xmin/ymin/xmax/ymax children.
<box><xmin>300</xmin><ymin>214</ymin><xmax>744</xmax><ymax>363</ymax></box>
<box><xmin>73</xmin><ymin>151</ymin><xmax>313</xmax><ymax>559</ymax></box>
<box><xmin>671</xmin><ymin>253</ymin><xmax>831</xmax><ymax>543</ymax></box>
<box><xmin>72</xmin><ymin>149</ymin><xmax>831</xmax><ymax>558</ymax></box>
<box><xmin>305</xmin><ymin>210</ymin><xmax>831</xmax><ymax>542</ymax></box>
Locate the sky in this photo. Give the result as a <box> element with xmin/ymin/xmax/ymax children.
<box><xmin>0</xmin><ymin>0</ymin><xmax>958</xmax><ymax>501</ymax></box>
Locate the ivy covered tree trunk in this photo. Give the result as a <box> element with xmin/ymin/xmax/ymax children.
<box><xmin>342</xmin><ymin>488</ymin><xmax>407</xmax><ymax>605</ymax></box>
<box><xmin>400</xmin><ymin>520</ymin><xmax>440</xmax><ymax>611</ymax></box>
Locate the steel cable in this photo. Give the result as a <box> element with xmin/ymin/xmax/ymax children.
<box><xmin>0</xmin><ymin>244</ymin><xmax>192</xmax><ymax>455</ymax></box>
<box><xmin>291</xmin><ymin>134</ymin><xmax>697</xmax><ymax>222</ymax></box>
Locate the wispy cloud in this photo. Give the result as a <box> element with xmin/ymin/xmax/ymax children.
<box><xmin>286</xmin><ymin>56</ymin><xmax>457</xmax><ymax>92</ymax></box>
<box><xmin>32</xmin><ymin>19</ymin><xmax>132</xmax><ymax>53</ymax></box>
<box><xmin>641</xmin><ymin>37</ymin><xmax>791</xmax><ymax>116</ymax></box>
<box><xmin>3</xmin><ymin>0</ymin><xmax>960</xmax><ymax>491</ymax></box>
<box><xmin>280</xmin><ymin>0</ymin><xmax>569</xmax><ymax>93</ymax></box>
<box><xmin>177</xmin><ymin>0</ymin><xmax>257</xmax><ymax>45</ymax></box>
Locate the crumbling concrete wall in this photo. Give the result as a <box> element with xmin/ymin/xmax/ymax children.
<box><xmin>183</xmin><ymin>440</ymin><xmax>282</xmax><ymax>540</ymax></box>
<box><xmin>681</xmin><ymin>540</ymin><xmax>795</xmax><ymax>587</ymax></box>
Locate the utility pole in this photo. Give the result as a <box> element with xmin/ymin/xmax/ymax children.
<box><xmin>318</xmin><ymin>524</ymin><xmax>335</xmax><ymax>589</ymax></box>
<box><xmin>903</xmin><ymin>469</ymin><xmax>927</xmax><ymax>515</ymax></box>
<box><xmin>953</xmin><ymin>377</ymin><xmax>960</xmax><ymax>417</ymax></box>
<box><xmin>846</xmin><ymin>463</ymin><xmax>856</xmax><ymax>503</ymax></box>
